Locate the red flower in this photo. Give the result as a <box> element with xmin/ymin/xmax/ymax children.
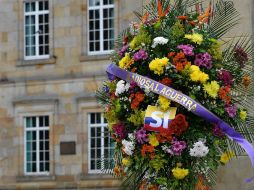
<box><xmin>141</xmin><ymin>144</ymin><xmax>155</xmax><ymax>157</ymax></box>
<box><xmin>169</xmin><ymin>114</ymin><xmax>189</xmax><ymax>136</ymax></box>
<box><xmin>160</xmin><ymin>77</ymin><xmax>172</xmax><ymax>86</ymax></box>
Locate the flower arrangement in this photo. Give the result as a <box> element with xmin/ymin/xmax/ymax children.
<box><xmin>97</xmin><ymin>0</ymin><xmax>254</xmax><ymax>189</ymax></box>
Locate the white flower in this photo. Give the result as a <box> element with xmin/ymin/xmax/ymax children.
<box><xmin>189</xmin><ymin>141</ymin><xmax>209</xmax><ymax>157</ymax></box>
<box><xmin>128</xmin><ymin>133</ymin><xmax>135</xmax><ymax>141</ymax></box>
<box><xmin>151</xmin><ymin>36</ymin><xmax>169</xmax><ymax>48</ymax></box>
<box><xmin>122</xmin><ymin>139</ymin><xmax>135</xmax><ymax>156</ymax></box>
<box><xmin>115</xmin><ymin>80</ymin><xmax>130</xmax><ymax>96</ymax></box>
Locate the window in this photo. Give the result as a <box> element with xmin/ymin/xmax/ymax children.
<box><xmin>88</xmin><ymin>0</ymin><xmax>114</xmax><ymax>55</ymax></box>
<box><xmin>24</xmin><ymin>116</ymin><xmax>50</xmax><ymax>175</ymax></box>
<box><xmin>24</xmin><ymin>1</ymin><xmax>49</xmax><ymax>60</ymax></box>
<box><xmin>88</xmin><ymin>113</ymin><xmax>114</xmax><ymax>173</ymax></box>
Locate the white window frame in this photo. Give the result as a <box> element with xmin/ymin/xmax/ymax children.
<box><xmin>24</xmin><ymin>115</ymin><xmax>50</xmax><ymax>176</ymax></box>
<box><xmin>24</xmin><ymin>0</ymin><xmax>50</xmax><ymax>60</ymax></box>
<box><xmin>87</xmin><ymin>0</ymin><xmax>114</xmax><ymax>55</ymax></box>
<box><xmin>88</xmin><ymin>112</ymin><xmax>114</xmax><ymax>174</ymax></box>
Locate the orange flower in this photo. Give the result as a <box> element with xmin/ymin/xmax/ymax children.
<box><xmin>168</xmin><ymin>52</ymin><xmax>175</xmax><ymax>58</ymax></box>
<box><xmin>173</xmin><ymin>52</ymin><xmax>189</xmax><ymax>72</ymax></box>
<box><xmin>219</xmin><ymin>86</ymin><xmax>231</xmax><ymax>104</ymax></box>
<box><xmin>141</xmin><ymin>144</ymin><xmax>155</xmax><ymax>157</ymax></box>
<box><xmin>113</xmin><ymin>165</ymin><xmax>121</xmax><ymax>176</ymax></box>
<box><xmin>242</xmin><ymin>75</ymin><xmax>251</xmax><ymax>87</ymax></box>
<box><xmin>188</xmin><ymin>20</ymin><xmax>196</xmax><ymax>26</ymax></box>
<box><xmin>131</xmin><ymin>92</ymin><xmax>145</xmax><ymax>109</ymax></box>
<box><xmin>178</xmin><ymin>15</ymin><xmax>188</xmax><ymax>20</ymax></box>
<box><xmin>160</xmin><ymin>77</ymin><xmax>172</xmax><ymax>86</ymax></box>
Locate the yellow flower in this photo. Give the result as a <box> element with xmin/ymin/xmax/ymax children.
<box><xmin>149</xmin><ymin>57</ymin><xmax>169</xmax><ymax>75</ymax></box>
<box><xmin>185</xmin><ymin>33</ymin><xmax>203</xmax><ymax>45</ymax></box>
<box><xmin>149</xmin><ymin>133</ymin><xmax>159</xmax><ymax>147</ymax></box>
<box><xmin>122</xmin><ymin>157</ymin><xmax>132</xmax><ymax>167</ymax></box>
<box><xmin>158</xmin><ymin>95</ymin><xmax>171</xmax><ymax>110</ymax></box>
<box><xmin>240</xmin><ymin>110</ymin><xmax>247</xmax><ymax>121</ymax></box>
<box><xmin>189</xmin><ymin>65</ymin><xmax>209</xmax><ymax>83</ymax></box>
<box><xmin>119</xmin><ymin>53</ymin><xmax>131</xmax><ymax>69</ymax></box>
<box><xmin>203</xmin><ymin>81</ymin><xmax>220</xmax><ymax>98</ymax></box>
<box><xmin>172</xmin><ymin>167</ymin><xmax>189</xmax><ymax>180</ymax></box>
<box><xmin>220</xmin><ymin>151</ymin><xmax>235</xmax><ymax>164</ymax></box>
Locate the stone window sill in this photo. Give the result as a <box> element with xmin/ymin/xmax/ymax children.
<box><xmin>79</xmin><ymin>54</ymin><xmax>110</xmax><ymax>62</ymax></box>
<box><xmin>79</xmin><ymin>173</ymin><xmax>118</xmax><ymax>181</ymax></box>
<box><xmin>17</xmin><ymin>57</ymin><xmax>56</xmax><ymax>67</ymax></box>
<box><xmin>16</xmin><ymin>175</ymin><xmax>56</xmax><ymax>182</ymax></box>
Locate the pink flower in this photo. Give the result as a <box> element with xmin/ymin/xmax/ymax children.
<box><xmin>113</xmin><ymin>123</ymin><xmax>127</xmax><ymax>139</ymax></box>
<box><xmin>177</xmin><ymin>44</ymin><xmax>194</xmax><ymax>56</ymax></box>
<box><xmin>225</xmin><ymin>104</ymin><xmax>237</xmax><ymax>118</ymax></box>
<box><xmin>218</xmin><ymin>70</ymin><xmax>233</xmax><ymax>87</ymax></box>
<box><xmin>135</xmin><ymin>128</ymin><xmax>148</xmax><ymax>144</ymax></box>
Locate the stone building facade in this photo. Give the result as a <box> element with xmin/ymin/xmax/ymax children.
<box><xmin>0</xmin><ymin>0</ymin><xmax>253</xmax><ymax>190</ymax></box>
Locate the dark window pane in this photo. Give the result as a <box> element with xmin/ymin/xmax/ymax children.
<box><xmin>96</xmin><ymin>148</ymin><xmax>101</xmax><ymax>158</ymax></box>
<box><xmin>109</xmin><ymin>0</ymin><xmax>114</xmax><ymax>4</ymax></box>
<box><xmin>39</xmin><ymin>25</ymin><xmax>43</xmax><ymax>33</ymax></box>
<box><xmin>95</xmin><ymin>10</ymin><xmax>99</xmax><ymax>19</ymax></box>
<box><xmin>39</xmin><ymin>131</ymin><xmax>44</xmax><ymax>140</ymax></box>
<box><xmin>45</xmin><ymin>25</ymin><xmax>49</xmax><ymax>33</ymax></box>
<box><xmin>45</xmin><ymin>116</ymin><xmax>49</xmax><ymax>126</ymax></box>
<box><xmin>39</xmin><ymin>46</ymin><xmax>44</xmax><ymax>55</ymax></box>
<box><xmin>45</xmin><ymin>162</ymin><xmax>49</xmax><ymax>171</ymax></box>
<box><xmin>95</xmin><ymin>20</ymin><xmax>99</xmax><ymax>30</ymax></box>
<box><xmin>89</xmin><ymin>21</ymin><xmax>94</xmax><ymax>30</ymax></box>
<box><xmin>103</xmin><ymin>9</ymin><xmax>108</xmax><ymax>18</ymax></box>
<box><xmin>109</xmin><ymin>19</ymin><xmax>114</xmax><ymax>28</ymax></box>
<box><xmin>39</xmin><ymin>116</ymin><xmax>44</xmax><ymax>126</ymax></box>
<box><xmin>97</xmin><ymin>128</ymin><xmax>101</xmax><ymax>136</ymax></box>
<box><xmin>39</xmin><ymin>1</ymin><xmax>44</xmax><ymax>10</ymax></box>
<box><xmin>96</xmin><ymin>113</ymin><xmax>101</xmax><ymax>123</ymax></box>
<box><xmin>40</xmin><ymin>141</ymin><xmax>44</xmax><ymax>150</ymax></box>
<box><xmin>32</xmin><ymin>131</ymin><xmax>36</xmax><ymax>140</ymax></box>
<box><xmin>95</xmin><ymin>42</ymin><xmax>100</xmax><ymax>51</ymax></box>
<box><xmin>96</xmin><ymin>160</ymin><xmax>101</xmax><ymax>169</ymax></box>
<box><xmin>109</xmin><ymin>8</ymin><xmax>114</xmax><ymax>17</ymax></box>
<box><xmin>32</xmin><ymin>117</ymin><xmax>36</xmax><ymax>127</ymax></box>
<box><xmin>109</xmin><ymin>30</ymin><xmax>114</xmax><ymax>39</ymax></box>
<box><xmin>89</xmin><ymin>0</ymin><xmax>100</xmax><ymax>6</ymax></box>
<box><xmin>89</xmin><ymin>42</ymin><xmax>94</xmax><ymax>51</ymax></box>
<box><xmin>104</xmin><ymin>41</ymin><xmax>108</xmax><ymax>50</ymax></box>
<box><xmin>32</xmin><ymin>152</ymin><xmax>36</xmax><ymax>161</ymax></box>
<box><xmin>45</xmin><ymin>14</ymin><xmax>49</xmax><ymax>23</ymax></box>
<box><xmin>91</xmin><ymin>160</ymin><xmax>95</xmax><ymax>169</ymax></box>
<box><xmin>91</xmin><ymin>149</ymin><xmax>95</xmax><ymax>158</ymax></box>
<box><xmin>27</xmin><ymin>163</ymin><xmax>31</xmax><ymax>172</ymax></box>
<box><xmin>89</xmin><ymin>32</ymin><xmax>94</xmax><ymax>41</ymax></box>
<box><xmin>103</xmin><ymin>20</ymin><xmax>108</xmax><ymax>29</ymax></box>
<box><xmin>39</xmin><ymin>36</ymin><xmax>43</xmax><ymax>45</ymax></box>
<box><xmin>104</xmin><ymin>30</ymin><xmax>108</xmax><ymax>39</ymax></box>
<box><xmin>45</xmin><ymin>45</ymin><xmax>49</xmax><ymax>54</ymax></box>
<box><xmin>91</xmin><ymin>138</ymin><xmax>95</xmax><ymax>148</ymax></box>
<box><xmin>45</xmin><ymin>35</ymin><xmax>49</xmax><ymax>44</ymax></box>
<box><xmin>104</xmin><ymin>117</ymin><xmax>107</xmax><ymax>123</ymax></box>
<box><xmin>45</xmin><ymin>151</ymin><xmax>49</xmax><ymax>160</ymax></box>
<box><xmin>90</xmin><ymin>113</ymin><xmax>95</xmax><ymax>124</ymax></box>
<box><xmin>32</xmin><ymin>142</ymin><xmax>36</xmax><ymax>152</ymax></box>
<box><xmin>40</xmin><ymin>152</ymin><xmax>44</xmax><ymax>160</ymax></box>
<box><xmin>103</xmin><ymin>0</ymin><xmax>108</xmax><ymax>5</ymax></box>
<box><xmin>89</xmin><ymin>11</ymin><xmax>93</xmax><ymax>19</ymax></box>
<box><xmin>32</xmin><ymin>162</ymin><xmax>36</xmax><ymax>172</ymax></box>
<box><xmin>96</xmin><ymin>138</ymin><xmax>101</xmax><ymax>147</ymax></box>
<box><xmin>39</xmin><ymin>15</ymin><xmax>43</xmax><ymax>23</ymax></box>
<box><xmin>40</xmin><ymin>162</ymin><xmax>44</xmax><ymax>171</ymax></box>
<box><xmin>45</xmin><ymin>131</ymin><xmax>49</xmax><ymax>140</ymax></box>
<box><xmin>45</xmin><ymin>141</ymin><xmax>49</xmax><ymax>150</ymax></box>
<box><xmin>95</xmin><ymin>31</ymin><xmax>100</xmax><ymax>39</ymax></box>
<box><xmin>91</xmin><ymin>128</ymin><xmax>95</xmax><ymax>137</ymax></box>
<box><xmin>45</xmin><ymin>1</ymin><xmax>49</xmax><ymax>10</ymax></box>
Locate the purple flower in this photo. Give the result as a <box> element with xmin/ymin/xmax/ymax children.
<box><xmin>165</xmin><ymin>138</ymin><xmax>187</xmax><ymax>156</ymax></box>
<box><xmin>113</xmin><ymin>123</ymin><xmax>127</xmax><ymax>139</ymax></box>
<box><xmin>213</xmin><ymin>124</ymin><xmax>225</xmax><ymax>138</ymax></box>
<box><xmin>177</xmin><ymin>44</ymin><xmax>194</xmax><ymax>56</ymax></box>
<box><xmin>118</xmin><ymin>45</ymin><xmax>129</xmax><ymax>57</ymax></box>
<box><xmin>234</xmin><ymin>45</ymin><xmax>248</xmax><ymax>68</ymax></box>
<box><xmin>194</xmin><ymin>53</ymin><xmax>212</xmax><ymax>69</ymax></box>
<box><xmin>133</xmin><ymin>49</ymin><xmax>148</xmax><ymax>61</ymax></box>
<box><xmin>225</xmin><ymin>104</ymin><xmax>237</xmax><ymax>118</ymax></box>
<box><xmin>218</xmin><ymin>70</ymin><xmax>233</xmax><ymax>87</ymax></box>
<box><xmin>135</xmin><ymin>128</ymin><xmax>148</xmax><ymax>144</ymax></box>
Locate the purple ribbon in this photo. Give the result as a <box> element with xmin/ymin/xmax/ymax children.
<box><xmin>107</xmin><ymin>64</ymin><xmax>254</xmax><ymax>181</ymax></box>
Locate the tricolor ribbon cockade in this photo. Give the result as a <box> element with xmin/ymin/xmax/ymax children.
<box><xmin>107</xmin><ymin>63</ymin><xmax>254</xmax><ymax>181</ymax></box>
